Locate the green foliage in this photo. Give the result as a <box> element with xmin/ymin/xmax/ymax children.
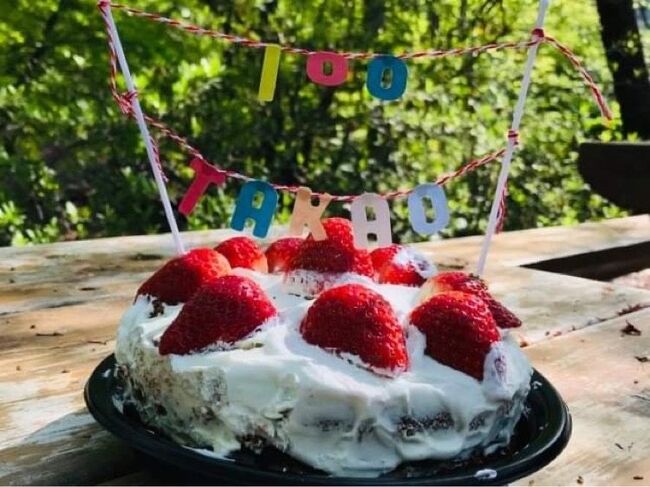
<box><xmin>0</xmin><ymin>0</ymin><xmax>628</xmax><ymax>246</ymax></box>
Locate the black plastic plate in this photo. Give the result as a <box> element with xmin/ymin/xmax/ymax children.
<box><xmin>85</xmin><ymin>355</ymin><xmax>571</xmax><ymax>485</ymax></box>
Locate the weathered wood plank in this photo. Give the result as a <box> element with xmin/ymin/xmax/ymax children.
<box><xmin>515</xmin><ymin>310</ymin><xmax>650</xmax><ymax>486</ymax></box>
<box><xmin>0</xmin><ymin>275</ymin><xmax>141</xmax><ymax>316</ymax></box>
<box><xmin>0</xmin><ymin>297</ymin><xmax>124</xmax><ymax>358</ymax></box>
<box><xmin>0</xmin><ymin>418</ymin><xmax>138</xmax><ymax>486</ymax></box>
<box><xmin>417</xmin><ymin>214</ymin><xmax>650</xmax><ymax>269</ymax></box>
<box><xmin>482</xmin><ymin>266</ymin><xmax>650</xmax><ymax>345</ymax></box>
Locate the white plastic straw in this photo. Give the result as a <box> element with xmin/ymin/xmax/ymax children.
<box><xmin>102</xmin><ymin>6</ymin><xmax>186</xmax><ymax>255</ymax></box>
<box><xmin>476</xmin><ymin>0</ymin><xmax>550</xmax><ymax>276</ymax></box>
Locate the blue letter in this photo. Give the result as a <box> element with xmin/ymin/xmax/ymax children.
<box><xmin>366</xmin><ymin>56</ymin><xmax>408</xmax><ymax>101</ymax></box>
<box><xmin>230</xmin><ymin>180</ymin><xmax>278</xmax><ymax>238</ymax></box>
<box><xmin>407</xmin><ymin>183</ymin><xmax>450</xmax><ymax>235</ymax></box>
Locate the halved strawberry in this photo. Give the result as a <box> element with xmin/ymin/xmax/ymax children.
<box><xmin>410</xmin><ymin>291</ymin><xmax>500</xmax><ymax>380</ymax></box>
<box><xmin>300</xmin><ymin>283</ymin><xmax>409</xmax><ymax>374</ymax></box>
<box><xmin>371</xmin><ymin>244</ymin><xmax>436</xmax><ymax>286</ymax></box>
<box><xmin>159</xmin><ymin>275</ymin><xmax>277</xmax><ymax>355</ymax></box>
<box><xmin>215</xmin><ymin>236</ymin><xmax>268</xmax><ymax>273</ymax></box>
<box><xmin>285</xmin><ymin>218</ymin><xmax>373</xmax><ymax>297</ymax></box>
<box><xmin>420</xmin><ymin>271</ymin><xmax>522</xmax><ymax>328</ymax></box>
<box><xmin>136</xmin><ymin>248</ymin><xmax>231</xmax><ymax>304</ymax></box>
<box><xmin>265</xmin><ymin>237</ymin><xmax>303</xmax><ymax>273</ymax></box>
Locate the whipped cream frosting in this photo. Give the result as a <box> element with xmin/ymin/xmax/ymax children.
<box><xmin>115</xmin><ymin>269</ymin><xmax>532</xmax><ymax>477</ymax></box>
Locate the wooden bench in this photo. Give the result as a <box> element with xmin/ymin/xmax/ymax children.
<box><xmin>578</xmin><ymin>142</ymin><xmax>650</xmax><ymax>213</ymax></box>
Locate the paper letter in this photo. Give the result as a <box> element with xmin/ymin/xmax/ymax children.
<box><xmin>178</xmin><ymin>158</ymin><xmax>226</xmax><ymax>216</ymax></box>
<box><xmin>288</xmin><ymin>187</ymin><xmax>332</xmax><ymax>240</ymax></box>
<box><xmin>306</xmin><ymin>52</ymin><xmax>348</xmax><ymax>87</ymax></box>
<box><xmin>258</xmin><ymin>45</ymin><xmax>282</xmax><ymax>102</ymax></box>
<box><xmin>366</xmin><ymin>56</ymin><xmax>408</xmax><ymax>101</ymax></box>
<box><xmin>350</xmin><ymin>193</ymin><xmax>392</xmax><ymax>248</ymax></box>
<box><xmin>407</xmin><ymin>183</ymin><xmax>450</xmax><ymax>235</ymax></box>
<box><xmin>230</xmin><ymin>180</ymin><xmax>279</xmax><ymax>238</ymax></box>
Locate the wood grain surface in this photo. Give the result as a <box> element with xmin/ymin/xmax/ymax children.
<box><xmin>1</xmin><ymin>216</ymin><xmax>649</xmax><ymax>485</ymax></box>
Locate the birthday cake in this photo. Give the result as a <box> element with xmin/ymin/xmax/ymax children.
<box><xmin>115</xmin><ymin>218</ymin><xmax>532</xmax><ymax>477</ymax></box>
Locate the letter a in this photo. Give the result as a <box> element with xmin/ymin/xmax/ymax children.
<box><xmin>350</xmin><ymin>193</ymin><xmax>392</xmax><ymax>248</ymax></box>
<box><xmin>230</xmin><ymin>180</ymin><xmax>279</xmax><ymax>238</ymax></box>
<box><xmin>288</xmin><ymin>187</ymin><xmax>332</xmax><ymax>240</ymax></box>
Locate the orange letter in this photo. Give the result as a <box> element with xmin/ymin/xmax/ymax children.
<box><xmin>289</xmin><ymin>187</ymin><xmax>332</xmax><ymax>240</ymax></box>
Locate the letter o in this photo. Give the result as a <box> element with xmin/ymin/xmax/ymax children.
<box><xmin>366</xmin><ymin>56</ymin><xmax>408</xmax><ymax>101</ymax></box>
<box><xmin>407</xmin><ymin>183</ymin><xmax>450</xmax><ymax>236</ymax></box>
<box><xmin>306</xmin><ymin>52</ymin><xmax>349</xmax><ymax>87</ymax></box>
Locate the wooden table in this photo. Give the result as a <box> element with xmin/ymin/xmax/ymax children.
<box><xmin>1</xmin><ymin>216</ymin><xmax>649</xmax><ymax>485</ymax></box>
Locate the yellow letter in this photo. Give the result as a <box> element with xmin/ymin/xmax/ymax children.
<box><xmin>258</xmin><ymin>45</ymin><xmax>281</xmax><ymax>102</ymax></box>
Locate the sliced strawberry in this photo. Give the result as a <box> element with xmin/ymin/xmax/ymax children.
<box><xmin>265</xmin><ymin>237</ymin><xmax>303</xmax><ymax>273</ymax></box>
<box><xmin>159</xmin><ymin>275</ymin><xmax>277</xmax><ymax>355</ymax></box>
<box><xmin>420</xmin><ymin>271</ymin><xmax>522</xmax><ymax>328</ymax></box>
<box><xmin>371</xmin><ymin>244</ymin><xmax>436</xmax><ymax>286</ymax></box>
<box><xmin>136</xmin><ymin>248</ymin><xmax>231</xmax><ymax>304</ymax></box>
<box><xmin>300</xmin><ymin>283</ymin><xmax>409</xmax><ymax>374</ymax></box>
<box><xmin>215</xmin><ymin>236</ymin><xmax>268</xmax><ymax>273</ymax></box>
<box><xmin>410</xmin><ymin>291</ymin><xmax>500</xmax><ymax>380</ymax></box>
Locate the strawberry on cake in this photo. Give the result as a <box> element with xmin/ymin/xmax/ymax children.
<box><xmin>115</xmin><ymin>218</ymin><xmax>532</xmax><ymax>477</ymax></box>
<box><xmin>283</xmin><ymin>218</ymin><xmax>374</xmax><ymax>297</ymax></box>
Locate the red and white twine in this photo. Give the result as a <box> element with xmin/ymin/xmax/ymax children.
<box><xmin>97</xmin><ymin>0</ymin><xmax>612</xmax><ymax>230</ymax></box>
<box><xmin>98</xmin><ymin>1</ymin><xmax>611</xmax><ymax>120</ymax></box>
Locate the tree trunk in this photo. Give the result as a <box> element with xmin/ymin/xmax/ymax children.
<box><xmin>594</xmin><ymin>0</ymin><xmax>650</xmax><ymax>138</ymax></box>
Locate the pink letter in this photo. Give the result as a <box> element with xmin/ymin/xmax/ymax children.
<box><xmin>178</xmin><ymin>158</ymin><xmax>226</xmax><ymax>216</ymax></box>
<box><xmin>306</xmin><ymin>52</ymin><xmax>348</xmax><ymax>87</ymax></box>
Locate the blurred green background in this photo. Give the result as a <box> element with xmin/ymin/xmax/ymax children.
<box><xmin>0</xmin><ymin>0</ymin><xmax>646</xmax><ymax>246</ymax></box>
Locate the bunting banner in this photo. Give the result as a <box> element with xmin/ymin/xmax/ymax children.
<box><xmin>96</xmin><ymin>0</ymin><xmax>611</xmax><ymax>274</ymax></box>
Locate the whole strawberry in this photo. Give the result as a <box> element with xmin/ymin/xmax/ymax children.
<box><xmin>285</xmin><ymin>218</ymin><xmax>373</xmax><ymax>296</ymax></box>
<box><xmin>420</xmin><ymin>271</ymin><xmax>522</xmax><ymax>328</ymax></box>
<box><xmin>371</xmin><ymin>244</ymin><xmax>436</xmax><ymax>286</ymax></box>
<box><xmin>265</xmin><ymin>237</ymin><xmax>303</xmax><ymax>273</ymax></box>
<box><xmin>215</xmin><ymin>236</ymin><xmax>268</xmax><ymax>273</ymax></box>
<box><xmin>306</xmin><ymin>217</ymin><xmax>356</xmax><ymax>247</ymax></box>
<box><xmin>159</xmin><ymin>275</ymin><xmax>277</xmax><ymax>355</ymax></box>
<box><xmin>289</xmin><ymin>239</ymin><xmax>373</xmax><ymax>275</ymax></box>
<box><xmin>410</xmin><ymin>291</ymin><xmax>500</xmax><ymax>380</ymax></box>
<box><xmin>300</xmin><ymin>284</ymin><xmax>409</xmax><ymax>374</ymax></box>
<box><xmin>136</xmin><ymin>248</ymin><xmax>231</xmax><ymax>304</ymax></box>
